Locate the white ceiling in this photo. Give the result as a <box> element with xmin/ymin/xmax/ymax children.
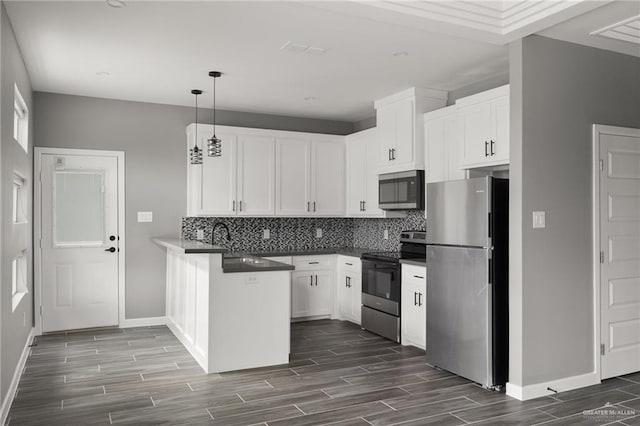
<box><xmin>540</xmin><ymin>1</ymin><xmax>640</xmax><ymax>57</ymax></box>
<box><xmin>5</xmin><ymin>1</ymin><xmax>636</xmax><ymax>122</ymax></box>
<box><xmin>4</xmin><ymin>1</ymin><xmax>512</xmax><ymax>122</ymax></box>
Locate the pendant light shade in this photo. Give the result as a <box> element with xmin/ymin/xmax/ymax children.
<box><xmin>207</xmin><ymin>71</ymin><xmax>222</xmax><ymax>157</ymax></box>
<box><xmin>190</xmin><ymin>89</ymin><xmax>203</xmax><ymax>165</ymax></box>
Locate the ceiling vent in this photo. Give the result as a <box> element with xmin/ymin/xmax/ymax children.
<box><xmin>590</xmin><ymin>14</ymin><xmax>640</xmax><ymax>45</ymax></box>
<box><xmin>280</xmin><ymin>41</ymin><xmax>329</xmax><ymax>56</ymax></box>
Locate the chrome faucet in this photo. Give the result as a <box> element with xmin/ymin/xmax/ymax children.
<box><xmin>211</xmin><ymin>222</ymin><xmax>231</xmax><ymax>246</ymax></box>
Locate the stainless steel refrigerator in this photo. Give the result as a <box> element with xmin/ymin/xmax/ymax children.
<box><xmin>426</xmin><ymin>176</ymin><xmax>508</xmax><ymax>389</ymax></box>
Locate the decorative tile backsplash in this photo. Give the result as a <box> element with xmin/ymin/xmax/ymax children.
<box><xmin>182</xmin><ymin>211</ymin><xmax>426</xmax><ymax>252</ymax></box>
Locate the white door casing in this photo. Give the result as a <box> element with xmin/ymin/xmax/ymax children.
<box><xmin>36</xmin><ymin>149</ymin><xmax>124</xmax><ymax>333</ymax></box>
<box><xmin>596</xmin><ymin>125</ymin><xmax>640</xmax><ymax>379</ymax></box>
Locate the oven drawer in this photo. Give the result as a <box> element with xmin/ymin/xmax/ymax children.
<box><xmin>362</xmin><ymin>306</ymin><xmax>400</xmax><ymax>343</ymax></box>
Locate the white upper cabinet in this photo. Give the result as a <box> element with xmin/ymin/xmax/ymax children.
<box><xmin>457</xmin><ymin>85</ymin><xmax>510</xmax><ymax>169</ymax></box>
<box><xmin>187</xmin><ymin>127</ymin><xmax>237</xmax><ymax>216</ymax></box>
<box><xmin>275</xmin><ymin>136</ymin><xmax>345</xmax><ymax>217</ymax></box>
<box><xmin>275</xmin><ymin>138</ymin><xmax>311</xmax><ymax>216</ymax></box>
<box><xmin>424</xmin><ymin>105</ymin><xmax>466</xmax><ymax>184</ymax></box>
<box><xmin>237</xmin><ymin>135</ymin><xmax>275</xmax><ymax>216</ymax></box>
<box><xmin>375</xmin><ymin>87</ymin><xmax>448</xmax><ymax>174</ymax></box>
<box><xmin>311</xmin><ymin>137</ymin><xmax>345</xmax><ymax>216</ymax></box>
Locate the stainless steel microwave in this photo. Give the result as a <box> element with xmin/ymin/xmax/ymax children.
<box><xmin>378</xmin><ymin>170</ymin><xmax>424</xmax><ymax>210</ymax></box>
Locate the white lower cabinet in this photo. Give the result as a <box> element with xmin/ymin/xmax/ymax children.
<box><xmin>336</xmin><ymin>256</ymin><xmax>362</xmax><ymax>325</ymax></box>
<box><xmin>401</xmin><ymin>264</ymin><xmax>426</xmax><ymax>349</ymax></box>
<box><xmin>291</xmin><ymin>256</ymin><xmax>334</xmax><ymax>319</ymax></box>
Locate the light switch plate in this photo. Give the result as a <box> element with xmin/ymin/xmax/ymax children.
<box><xmin>137</xmin><ymin>211</ymin><xmax>153</xmax><ymax>223</ymax></box>
<box><xmin>196</xmin><ymin>230</ymin><xmax>204</xmax><ymax>240</ymax></box>
<box><xmin>533</xmin><ymin>211</ymin><xmax>546</xmax><ymax>229</ymax></box>
<box><xmin>263</xmin><ymin>229</ymin><xmax>270</xmax><ymax>239</ymax></box>
<box><xmin>316</xmin><ymin>228</ymin><xmax>322</xmax><ymax>238</ymax></box>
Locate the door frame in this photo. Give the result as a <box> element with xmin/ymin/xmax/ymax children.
<box><xmin>34</xmin><ymin>147</ymin><xmax>126</xmax><ymax>335</ymax></box>
<box><xmin>592</xmin><ymin>124</ymin><xmax>640</xmax><ymax>379</ymax></box>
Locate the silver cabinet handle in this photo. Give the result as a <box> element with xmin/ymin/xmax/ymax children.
<box><xmin>310</xmin><ymin>275</ymin><xmax>313</xmax><ymax>286</ymax></box>
<box><xmin>490</xmin><ymin>140</ymin><xmax>495</xmax><ymax>156</ymax></box>
<box><xmin>232</xmin><ymin>200</ymin><xmax>236</xmax><ymax>211</ymax></box>
<box><xmin>363</xmin><ymin>200</ymin><xmax>366</xmax><ymax>211</ymax></box>
<box><xmin>485</xmin><ymin>141</ymin><xmax>489</xmax><ymax>157</ymax></box>
<box><xmin>413</xmin><ymin>275</ymin><xmax>424</xmax><ymax>279</ymax></box>
<box><xmin>418</xmin><ymin>292</ymin><xmax>423</xmax><ymax>306</ymax></box>
<box><xmin>345</xmin><ymin>262</ymin><xmax>353</xmax><ymax>266</ymax></box>
<box><xmin>414</xmin><ymin>291</ymin><xmax>417</xmax><ymax>306</ymax></box>
<box><xmin>239</xmin><ymin>200</ymin><xmax>243</xmax><ymax>212</ymax></box>
<box><xmin>313</xmin><ymin>201</ymin><xmax>316</xmax><ymax>212</ymax></box>
<box><xmin>388</xmin><ymin>149</ymin><xmax>392</xmax><ymax>161</ymax></box>
<box><xmin>307</xmin><ymin>201</ymin><xmax>310</xmax><ymax>212</ymax></box>
<box><xmin>391</xmin><ymin>148</ymin><xmax>396</xmax><ymax>160</ymax></box>
<box><xmin>308</xmin><ymin>261</ymin><xmax>319</xmax><ymax>265</ymax></box>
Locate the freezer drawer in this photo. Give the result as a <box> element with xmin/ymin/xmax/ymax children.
<box><xmin>426</xmin><ymin>245</ymin><xmax>494</xmax><ymax>387</ymax></box>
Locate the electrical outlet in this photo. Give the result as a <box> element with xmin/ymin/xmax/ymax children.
<box><xmin>263</xmin><ymin>229</ymin><xmax>270</xmax><ymax>239</ymax></box>
<box><xmin>196</xmin><ymin>230</ymin><xmax>204</xmax><ymax>240</ymax></box>
<box><xmin>383</xmin><ymin>229</ymin><xmax>389</xmax><ymax>240</ymax></box>
<box><xmin>316</xmin><ymin>228</ymin><xmax>323</xmax><ymax>238</ymax></box>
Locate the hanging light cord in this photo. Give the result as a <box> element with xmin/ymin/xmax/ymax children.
<box><xmin>213</xmin><ymin>75</ymin><xmax>216</xmax><ymax>136</ymax></box>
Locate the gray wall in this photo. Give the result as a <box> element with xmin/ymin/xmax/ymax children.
<box><xmin>511</xmin><ymin>35</ymin><xmax>640</xmax><ymax>386</ymax></box>
<box><xmin>1</xmin><ymin>2</ymin><xmax>33</xmax><ymax>404</ymax></box>
<box><xmin>33</xmin><ymin>92</ymin><xmax>355</xmax><ymax>319</ymax></box>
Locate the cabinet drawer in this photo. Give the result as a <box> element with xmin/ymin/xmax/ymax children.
<box><xmin>293</xmin><ymin>255</ymin><xmax>333</xmax><ymax>270</ymax></box>
<box><xmin>338</xmin><ymin>255</ymin><xmax>361</xmax><ymax>272</ymax></box>
<box><xmin>402</xmin><ymin>264</ymin><xmax>426</xmax><ymax>282</ymax></box>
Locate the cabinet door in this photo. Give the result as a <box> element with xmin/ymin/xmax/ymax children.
<box><xmin>346</xmin><ymin>139</ymin><xmax>366</xmax><ymax>216</ymax></box>
<box><xmin>490</xmin><ymin>96</ymin><xmax>510</xmax><ymax>164</ymax></box>
<box><xmin>401</xmin><ymin>279</ymin><xmax>426</xmax><ymax>349</ymax></box>
<box><xmin>310</xmin><ymin>271</ymin><xmax>333</xmax><ymax>316</ymax></box>
<box><xmin>364</xmin><ymin>141</ymin><xmax>384</xmax><ymax>216</ymax></box>
<box><xmin>425</xmin><ymin>116</ymin><xmax>446</xmax><ymax>184</ymax></box>
<box><xmin>444</xmin><ymin>113</ymin><xmax>466</xmax><ymax>181</ymax></box>
<box><xmin>377</xmin><ymin>105</ymin><xmax>396</xmax><ymax>168</ymax></box>
<box><xmin>459</xmin><ymin>104</ymin><xmax>491</xmax><ymax>167</ymax></box>
<box><xmin>337</xmin><ymin>270</ymin><xmax>353</xmax><ymax>319</ymax></box>
<box><xmin>350</xmin><ymin>272</ymin><xmax>362</xmax><ymax>324</ymax></box>
<box><xmin>311</xmin><ymin>140</ymin><xmax>345</xmax><ymax>216</ymax></box>
<box><xmin>237</xmin><ymin>135</ymin><xmax>275</xmax><ymax>216</ymax></box>
<box><xmin>291</xmin><ymin>272</ymin><xmax>313</xmax><ymax>318</ymax></box>
<box><xmin>200</xmin><ymin>132</ymin><xmax>238</xmax><ymax>215</ymax></box>
<box><xmin>275</xmin><ymin>139</ymin><xmax>311</xmax><ymax>216</ymax></box>
<box><xmin>394</xmin><ymin>98</ymin><xmax>415</xmax><ymax>165</ymax></box>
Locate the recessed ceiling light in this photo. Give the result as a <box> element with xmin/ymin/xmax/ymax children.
<box><xmin>106</xmin><ymin>0</ymin><xmax>126</xmax><ymax>8</ymax></box>
<box><xmin>96</xmin><ymin>71</ymin><xmax>111</xmax><ymax>77</ymax></box>
<box><xmin>304</xmin><ymin>97</ymin><xmax>316</xmax><ymax>102</ymax></box>
<box><xmin>392</xmin><ymin>51</ymin><xmax>409</xmax><ymax>57</ymax></box>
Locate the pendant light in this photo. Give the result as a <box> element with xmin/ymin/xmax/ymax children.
<box><xmin>189</xmin><ymin>89</ymin><xmax>203</xmax><ymax>165</ymax></box>
<box><xmin>207</xmin><ymin>71</ymin><xmax>222</xmax><ymax>157</ymax></box>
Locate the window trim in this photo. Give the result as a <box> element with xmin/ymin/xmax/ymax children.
<box><xmin>13</xmin><ymin>84</ymin><xmax>29</xmax><ymax>153</ymax></box>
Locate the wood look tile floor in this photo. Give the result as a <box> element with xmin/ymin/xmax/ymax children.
<box><xmin>6</xmin><ymin>320</ymin><xmax>640</xmax><ymax>425</ymax></box>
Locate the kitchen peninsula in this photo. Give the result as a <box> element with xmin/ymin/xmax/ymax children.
<box><xmin>153</xmin><ymin>238</ymin><xmax>294</xmax><ymax>374</ymax></box>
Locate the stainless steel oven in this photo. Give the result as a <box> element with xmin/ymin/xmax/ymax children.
<box><xmin>378</xmin><ymin>170</ymin><xmax>424</xmax><ymax>210</ymax></box>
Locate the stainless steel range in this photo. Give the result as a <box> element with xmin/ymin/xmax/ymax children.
<box><xmin>360</xmin><ymin>231</ymin><xmax>427</xmax><ymax>342</ymax></box>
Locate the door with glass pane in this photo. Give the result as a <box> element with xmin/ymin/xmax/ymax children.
<box><xmin>40</xmin><ymin>154</ymin><xmax>119</xmax><ymax>332</ymax></box>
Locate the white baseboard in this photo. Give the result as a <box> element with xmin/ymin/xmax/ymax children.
<box><xmin>506</xmin><ymin>372</ymin><xmax>600</xmax><ymax>401</ymax></box>
<box><xmin>0</xmin><ymin>328</ymin><xmax>35</xmax><ymax>425</ymax></box>
<box><xmin>119</xmin><ymin>316</ymin><xmax>167</xmax><ymax>328</ymax></box>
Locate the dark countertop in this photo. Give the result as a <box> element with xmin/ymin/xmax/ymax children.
<box><xmin>400</xmin><ymin>259</ymin><xmax>427</xmax><ymax>267</ymax></box>
<box><xmin>222</xmin><ymin>256</ymin><xmax>295</xmax><ymax>274</ymax></box>
<box><xmin>152</xmin><ymin>238</ymin><xmax>228</xmax><ymax>254</ymax></box>
<box><xmin>226</xmin><ymin>247</ymin><xmax>371</xmax><ymax>259</ymax></box>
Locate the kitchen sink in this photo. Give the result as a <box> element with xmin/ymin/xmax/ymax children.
<box><xmin>223</xmin><ymin>257</ymin><xmax>266</xmax><ymax>266</ymax></box>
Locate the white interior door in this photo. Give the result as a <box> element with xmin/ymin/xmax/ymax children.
<box><xmin>600</xmin><ymin>126</ymin><xmax>640</xmax><ymax>379</ymax></box>
<box><xmin>40</xmin><ymin>153</ymin><xmax>120</xmax><ymax>332</ymax></box>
